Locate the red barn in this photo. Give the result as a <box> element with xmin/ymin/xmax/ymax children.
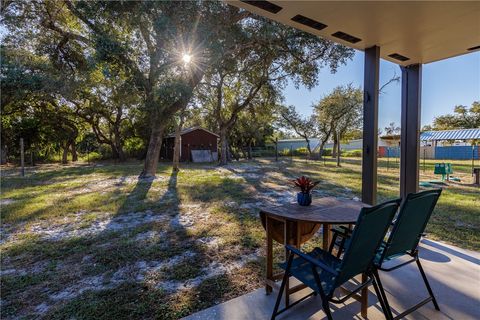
<box><xmin>161</xmin><ymin>127</ymin><xmax>219</xmax><ymax>162</ymax></box>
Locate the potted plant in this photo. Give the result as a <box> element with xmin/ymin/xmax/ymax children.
<box><xmin>293</xmin><ymin>176</ymin><xmax>320</xmax><ymax>206</ymax></box>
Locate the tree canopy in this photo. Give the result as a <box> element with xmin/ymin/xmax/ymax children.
<box><xmin>1</xmin><ymin>0</ymin><xmax>354</xmax><ymax>169</ymax></box>
<box><xmin>430</xmin><ymin>102</ymin><xmax>480</xmax><ymax>130</ymax></box>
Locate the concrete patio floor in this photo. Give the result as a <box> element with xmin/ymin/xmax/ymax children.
<box><xmin>185</xmin><ymin>239</ymin><xmax>480</xmax><ymax>320</ymax></box>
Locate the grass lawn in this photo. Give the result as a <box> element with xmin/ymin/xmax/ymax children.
<box><xmin>1</xmin><ymin>158</ymin><xmax>478</xmax><ymax>319</ymax></box>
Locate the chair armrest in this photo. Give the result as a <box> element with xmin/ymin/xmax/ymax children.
<box><xmin>331</xmin><ymin>226</ymin><xmax>352</xmax><ymax>238</ymax></box>
<box><xmin>285</xmin><ymin>245</ymin><xmax>339</xmax><ymax>276</ymax></box>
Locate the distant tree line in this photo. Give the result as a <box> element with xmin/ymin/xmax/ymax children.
<box><xmin>423</xmin><ymin>102</ymin><xmax>480</xmax><ymax>131</ymax></box>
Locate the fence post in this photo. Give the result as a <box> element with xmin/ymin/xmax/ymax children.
<box><xmin>387</xmin><ymin>148</ymin><xmax>390</xmax><ymax>171</ymax></box>
<box><xmin>275</xmin><ymin>138</ymin><xmax>278</xmax><ymax>162</ymax></box>
<box><xmin>396</xmin><ymin>142</ymin><xmax>400</xmax><ymax>164</ymax></box>
<box><xmin>472</xmin><ymin>144</ymin><xmax>476</xmax><ymax>176</ymax></box>
<box><xmin>423</xmin><ymin>148</ymin><xmax>426</xmax><ymax>173</ymax></box>
<box><xmin>20</xmin><ymin>138</ymin><xmax>25</xmax><ymax>177</ymax></box>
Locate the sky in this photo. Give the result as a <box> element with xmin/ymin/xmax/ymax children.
<box><xmin>283</xmin><ymin>51</ymin><xmax>480</xmax><ymax>130</ymax></box>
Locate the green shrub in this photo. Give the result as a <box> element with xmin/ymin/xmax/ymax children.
<box><xmin>97</xmin><ymin>145</ymin><xmax>112</xmax><ymax>159</ymax></box>
<box><xmin>85</xmin><ymin>151</ymin><xmax>103</xmax><ymax>161</ymax></box>
<box><xmin>321</xmin><ymin>148</ymin><xmax>332</xmax><ymax>157</ymax></box>
<box><xmin>343</xmin><ymin>149</ymin><xmax>362</xmax><ymax>157</ymax></box>
<box><xmin>294</xmin><ymin>147</ymin><xmax>308</xmax><ymax>156</ymax></box>
<box><xmin>124</xmin><ymin>137</ymin><xmax>145</xmax><ymax>158</ymax></box>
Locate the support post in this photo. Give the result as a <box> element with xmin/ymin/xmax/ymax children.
<box><xmin>400</xmin><ymin>64</ymin><xmax>422</xmax><ymax>198</ymax></box>
<box><xmin>362</xmin><ymin>46</ymin><xmax>380</xmax><ymax>205</ymax></box>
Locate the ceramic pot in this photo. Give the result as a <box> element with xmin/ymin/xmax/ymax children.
<box><xmin>297</xmin><ymin>192</ymin><xmax>312</xmax><ymax>206</ymax></box>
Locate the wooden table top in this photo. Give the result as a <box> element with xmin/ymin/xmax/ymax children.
<box><xmin>259</xmin><ymin>196</ymin><xmax>369</xmax><ymax>224</ymax></box>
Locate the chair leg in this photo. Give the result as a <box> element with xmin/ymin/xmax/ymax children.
<box><xmin>328</xmin><ymin>233</ymin><xmax>338</xmax><ymax>254</ymax></box>
<box><xmin>322</xmin><ymin>301</ymin><xmax>333</xmax><ymax>320</ymax></box>
<box><xmin>271</xmin><ymin>254</ymin><xmax>293</xmax><ymax>320</ymax></box>
<box><xmin>416</xmin><ymin>258</ymin><xmax>440</xmax><ymax>311</ymax></box>
<box><xmin>371</xmin><ymin>272</ymin><xmax>392</xmax><ymax>320</ymax></box>
<box><xmin>335</xmin><ymin>236</ymin><xmax>345</xmax><ymax>258</ymax></box>
<box><xmin>311</xmin><ymin>264</ymin><xmax>333</xmax><ymax>320</ymax></box>
<box><xmin>373</xmin><ymin>269</ymin><xmax>394</xmax><ymax>320</ymax></box>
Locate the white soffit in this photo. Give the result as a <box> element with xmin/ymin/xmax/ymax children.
<box><xmin>227</xmin><ymin>1</ymin><xmax>480</xmax><ymax>66</ymax></box>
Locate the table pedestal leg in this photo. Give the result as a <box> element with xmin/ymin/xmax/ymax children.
<box><xmin>322</xmin><ymin>223</ymin><xmax>331</xmax><ymax>251</ymax></box>
<box><xmin>265</xmin><ymin>216</ymin><xmax>273</xmax><ymax>294</ymax></box>
<box><xmin>283</xmin><ymin>220</ymin><xmax>290</xmax><ymax>307</ymax></box>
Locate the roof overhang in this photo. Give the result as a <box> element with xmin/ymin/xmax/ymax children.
<box><xmin>227</xmin><ymin>1</ymin><xmax>480</xmax><ymax>66</ymax></box>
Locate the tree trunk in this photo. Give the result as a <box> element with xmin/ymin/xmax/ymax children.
<box><xmin>71</xmin><ymin>141</ymin><xmax>78</xmax><ymax>162</ymax></box>
<box><xmin>140</xmin><ymin>69</ymin><xmax>201</xmax><ymax>177</ymax></box>
<box><xmin>247</xmin><ymin>141</ymin><xmax>252</xmax><ymax>160</ymax></box>
<box><xmin>110</xmin><ymin>144</ymin><xmax>119</xmax><ymax>159</ymax></box>
<box><xmin>219</xmin><ymin>127</ymin><xmax>228</xmax><ymax>165</ymax></box>
<box><xmin>318</xmin><ymin>142</ymin><xmax>325</xmax><ymax>159</ymax></box>
<box><xmin>62</xmin><ymin>142</ymin><xmax>69</xmax><ymax>164</ymax></box>
<box><xmin>114</xmin><ymin>133</ymin><xmax>126</xmax><ymax>162</ymax></box>
<box><xmin>117</xmin><ymin>147</ymin><xmax>126</xmax><ymax>162</ymax></box>
<box><xmin>114</xmin><ymin>106</ymin><xmax>126</xmax><ymax>162</ymax></box>
<box><xmin>226</xmin><ymin>139</ymin><xmax>232</xmax><ymax>162</ymax></box>
<box><xmin>140</xmin><ymin>123</ymin><xmax>166</xmax><ymax>178</ymax></box>
<box><xmin>306</xmin><ymin>138</ymin><xmax>312</xmax><ymax>158</ymax></box>
<box><xmin>229</xmin><ymin>144</ymin><xmax>240</xmax><ymax>161</ymax></box>
<box><xmin>332</xmin><ymin>134</ymin><xmax>338</xmax><ymax>158</ymax></box>
<box><xmin>1</xmin><ymin>145</ymin><xmax>7</xmax><ymax>164</ymax></box>
<box><xmin>172</xmin><ymin>115</ymin><xmax>185</xmax><ymax>172</ymax></box>
<box><xmin>336</xmin><ymin>132</ymin><xmax>341</xmax><ymax>167</ymax></box>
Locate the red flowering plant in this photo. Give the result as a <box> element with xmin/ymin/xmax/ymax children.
<box><xmin>292</xmin><ymin>176</ymin><xmax>320</xmax><ymax>194</ymax></box>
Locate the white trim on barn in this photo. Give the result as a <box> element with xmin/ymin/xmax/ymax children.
<box><xmin>166</xmin><ymin>126</ymin><xmax>220</xmax><ymax>138</ymax></box>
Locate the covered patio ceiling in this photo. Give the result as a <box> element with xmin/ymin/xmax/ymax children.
<box><xmin>229</xmin><ymin>1</ymin><xmax>480</xmax><ymax>66</ymax></box>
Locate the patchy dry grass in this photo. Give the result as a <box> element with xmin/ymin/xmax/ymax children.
<box><xmin>0</xmin><ymin>158</ymin><xmax>478</xmax><ymax>319</ymax></box>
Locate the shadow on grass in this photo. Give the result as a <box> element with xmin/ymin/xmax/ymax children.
<box><xmin>47</xmin><ymin>169</ymin><xmax>213</xmax><ymax>319</ymax></box>
<box><xmin>2</xmin><ymin>168</ymin><xmax>211</xmax><ymax>319</ymax></box>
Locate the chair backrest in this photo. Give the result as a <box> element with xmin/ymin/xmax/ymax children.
<box><xmin>379</xmin><ymin>189</ymin><xmax>442</xmax><ymax>262</ymax></box>
<box><xmin>335</xmin><ymin>199</ymin><xmax>401</xmax><ymax>287</ymax></box>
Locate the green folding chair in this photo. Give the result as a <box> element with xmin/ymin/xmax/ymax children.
<box><xmin>331</xmin><ymin>189</ymin><xmax>443</xmax><ymax>320</ymax></box>
<box><xmin>271</xmin><ymin>199</ymin><xmax>401</xmax><ymax>320</ymax></box>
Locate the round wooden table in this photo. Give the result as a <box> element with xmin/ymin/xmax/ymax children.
<box><xmin>260</xmin><ymin>197</ymin><xmax>366</xmax><ymax>246</ymax></box>
<box><xmin>259</xmin><ymin>196</ymin><xmax>370</xmax><ymax>315</ymax></box>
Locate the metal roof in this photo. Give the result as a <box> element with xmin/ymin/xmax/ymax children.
<box><xmin>420</xmin><ymin>128</ymin><xmax>480</xmax><ymax>141</ymax></box>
